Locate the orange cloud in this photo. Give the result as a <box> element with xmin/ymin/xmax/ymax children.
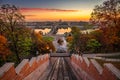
<box><xmin>20</xmin><ymin>8</ymin><xmax>91</xmax><ymax>21</ymax></box>
<box><xmin>23</xmin><ymin>15</ymin><xmax>36</xmax><ymax>17</ymax></box>
<box><xmin>20</xmin><ymin>8</ymin><xmax>79</xmax><ymax>12</ymax></box>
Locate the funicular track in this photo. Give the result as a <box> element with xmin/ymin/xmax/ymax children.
<box><xmin>39</xmin><ymin>56</ymin><xmax>81</xmax><ymax>80</ymax></box>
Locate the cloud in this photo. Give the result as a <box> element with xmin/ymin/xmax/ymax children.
<box><xmin>23</xmin><ymin>15</ymin><xmax>36</xmax><ymax>17</ymax></box>
<box><xmin>20</xmin><ymin>8</ymin><xmax>79</xmax><ymax>12</ymax></box>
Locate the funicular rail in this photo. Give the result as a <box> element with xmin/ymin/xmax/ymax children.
<box><xmin>39</xmin><ymin>53</ymin><xmax>81</xmax><ymax>80</ymax></box>
<box><xmin>39</xmin><ymin>56</ymin><xmax>81</xmax><ymax>80</ymax></box>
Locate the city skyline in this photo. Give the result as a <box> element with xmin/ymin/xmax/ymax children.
<box><xmin>2</xmin><ymin>0</ymin><xmax>105</xmax><ymax>21</ymax></box>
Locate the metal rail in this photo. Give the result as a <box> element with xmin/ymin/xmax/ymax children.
<box><xmin>40</xmin><ymin>57</ymin><xmax>81</xmax><ymax>80</ymax></box>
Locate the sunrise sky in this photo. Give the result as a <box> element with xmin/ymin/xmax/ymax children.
<box><xmin>2</xmin><ymin>0</ymin><xmax>105</xmax><ymax>21</ymax></box>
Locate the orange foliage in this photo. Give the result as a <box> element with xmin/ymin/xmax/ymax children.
<box><xmin>0</xmin><ymin>35</ymin><xmax>11</xmax><ymax>60</ymax></box>
<box><xmin>66</xmin><ymin>34</ymin><xmax>73</xmax><ymax>43</ymax></box>
<box><xmin>33</xmin><ymin>31</ymin><xmax>55</xmax><ymax>53</ymax></box>
<box><xmin>101</xmin><ymin>27</ymin><xmax>119</xmax><ymax>45</ymax></box>
<box><xmin>46</xmin><ymin>42</ymin><xmax>56</xmax><ymax>52</ymax></box>
<box><xmin>34</xmin><ymin>32</ymin><xmax>43</xmax><ymax>43</ymax></box>
<box><xmin>66</xmin><ymin>36</ymin><xmax>73</xmax><ymax>42</ymax></box>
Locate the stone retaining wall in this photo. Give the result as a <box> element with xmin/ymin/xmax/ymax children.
<box><xmin>0</xmin><ymin>54</ymin><xmax>120</xmax><ymax>80</ymax></box>
<box><xmin>71</xmin><ymin>54</ymin><xmax>120</xmax><ymax>80</ymax></box>
<box><xmin>0</xmin><ymin>54</ymin><xmax>49</xmax><ymax>80</ymax></box>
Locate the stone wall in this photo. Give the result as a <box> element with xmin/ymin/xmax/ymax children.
<box><xmin>0</xmin><ymin>54</ymin><xmax>120</xmax><ymax>80</ymax></box>
<box><xmin>71</xmin><ymin>54</ymin><xmax>120</xmax><ymax>80</ymax></box>
<box><xmin>0</xmin><ymin>54</ymin><xmax>49</xmax><ymax>80</ymax></box>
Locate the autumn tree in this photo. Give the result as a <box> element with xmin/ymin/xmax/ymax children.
<box><xmin>31</xmin><ymin>31</ymin><xmax>43</xmax><ymax>55</ymax></box>
<box><xmin>0</xmin><ymin>35</ymin><xmax>11</xmax><ymax>61</ymax></box>
<box><xmin>0</xmin><ymin>4</ymin><xmax>32</xmax><ymax>62</ymax></box>
<box><xmin>32</xmin><ymin>31</ymin><xmax>55</xmax><ymax>54</ymax></box>
<box><xmin>43</xmin><ymin>36</ymin><xmax>55</xmax><ymax>52</ymax></box>
<box><xmin>90</xmin><ymin>0</ymin><xmax>120</xmax><ymax>27</ymax></box>
<box><xmin>90</xmin><ymin>0</ymin><xmax>120</xmax><ymax>52</ymax></box>
<box><xmin>66</xmin><ymin>34</ymin><xmax>73</xmax><ymax>42</ymax></box>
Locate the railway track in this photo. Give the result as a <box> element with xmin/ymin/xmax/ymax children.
<box><xmin>39</xmin><ymin>57</ymin><xmax>81</xmax><ymax>80</ymax></box>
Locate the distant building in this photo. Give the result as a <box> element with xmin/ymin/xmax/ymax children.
<box><xmin>81</xmin><ymin>28</ymin><xmax>99</xmax><ymax>34</ymax></box>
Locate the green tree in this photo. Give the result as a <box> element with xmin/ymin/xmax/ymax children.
<box><xmin>68</xmin><ymin>27</ymin><xmax>81</xmax><ymax>53</ymax></box>
<box><xmin>87</xmin><ymin>39</ymin><xmax>101</xmax><ymax>53</ymax></box>
<box><xmin>0</xmin><ymin>4</ymin><xmax>32</xmax><ymax>62</ymax></box>
<box><xmin>17</xmin><ymin>29</ymin><xmax>32</xmax><ymax>59</ymax></box>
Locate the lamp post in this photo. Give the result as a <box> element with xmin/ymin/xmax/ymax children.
<box><xmin>36</xmin><ymin>51</ymin><xmax>39</xmax><ymax>55</ymax></box>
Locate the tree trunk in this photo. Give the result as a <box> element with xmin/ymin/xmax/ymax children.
<box><xmin>2</xmin><ymin>55</ymin><xmax>6</xmax><ymax>62</ymax></box>
<box><xmin>14</xmin><ymin>42</ymin><xmax>20</xmax><ymax>62</ymax></box>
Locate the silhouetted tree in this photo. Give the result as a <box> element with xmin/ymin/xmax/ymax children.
<box><xmin>90</xmin><ymin>0</ymin><xmax>120</xmax><ymax>28</ymax></box>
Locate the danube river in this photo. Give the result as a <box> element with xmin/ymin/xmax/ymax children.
<box><xmin>34</xmin><ymin>28</ymin><xmax>71</xmax><ymax>35</ymax></box>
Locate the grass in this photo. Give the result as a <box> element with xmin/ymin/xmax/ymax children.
<box><xmin>43</xmin><ymin>36</ymin><xmax>54</xmax><ymax>42</ymax></box>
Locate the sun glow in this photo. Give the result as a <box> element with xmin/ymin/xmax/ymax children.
<box><xmin>21</xmin><ymin>8</ymin><xmax>91</xmax><ymax>21</ymax></box>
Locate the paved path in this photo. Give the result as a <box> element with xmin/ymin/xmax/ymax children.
<box><xmin>83</xmin><ymin>53</ymin><xmax>120</xmax><ymax>62</ymax></box>
<box><xmin>83</xmin><ymin>52</ymin><xmax>120</xmax><ymax>58</ymax></box>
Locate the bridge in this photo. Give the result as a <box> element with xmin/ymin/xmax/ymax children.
<box><xmin>26</xmin><ymin>22</ymin><xmax>71</xmax><ymax>34</ymax></box>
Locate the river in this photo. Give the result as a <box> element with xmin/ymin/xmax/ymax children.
<box><xmin>34</xmin><ymin>28</ymin><xmax>71</xmax><ymax>35</ymax></box>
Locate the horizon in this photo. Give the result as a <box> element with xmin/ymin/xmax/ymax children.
<box><xmin>25</xmin><ymin>19</ymin><xmax>89</xmax><ymax>22</ymax></box>
<box><xmin>2</xmin><ymin>0</ymin><xmax>105</xmax><ymax>21</ymax></box>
